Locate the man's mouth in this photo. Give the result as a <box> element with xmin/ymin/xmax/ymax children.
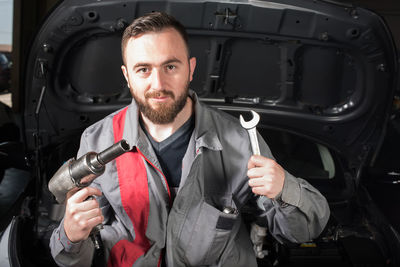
<box><xmin>151</xmin><ymin>96</ymin><xmax>170</xmax><ymax>102</ymax></box>
<box><xmin>146</xmin><ymin>90</ymin><xmax>174</xmax><ymax>102</ymax></box>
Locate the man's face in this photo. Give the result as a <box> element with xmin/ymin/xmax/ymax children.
<box><xmin>121</xmin><ymin>28</ymin><xmax>196</xmax><ymax>124</ymax></box>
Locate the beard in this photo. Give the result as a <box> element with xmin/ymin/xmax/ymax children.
<box><xmin>132</xmin><ymin>84</ymin><xmax>189</xmax><ymax>124</ymax></box>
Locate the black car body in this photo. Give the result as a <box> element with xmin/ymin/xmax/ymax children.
<box><xmin>0</xmin><ymin>0</ymin><xmax>399</xmax><ymax>266</ymax></box>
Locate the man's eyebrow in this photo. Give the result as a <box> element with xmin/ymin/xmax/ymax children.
<box><xmin>163</xmin><ymin>58</ymin><xmax>183</xmax><ymax>65</ymax></box>
<box><xmin>133</xmin><ymin>62</ymin><xmax>150</xmax><ymax>69</ymax></box>
<box><xmin>132</xmin><ymin>58</ymin><xmax>183</xmax><ymax>69</ymax></box>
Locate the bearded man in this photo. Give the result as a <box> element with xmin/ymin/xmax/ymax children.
<box><xmin>50</xmin><ymin>11</ymin><xmax>330</xmax><ymax>267</ymax></box>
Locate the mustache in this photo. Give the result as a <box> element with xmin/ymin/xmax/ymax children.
<box><xmin>145</xmin><ymin>90</ymin><xmax>174</xmax><ymax>99</ymax></box>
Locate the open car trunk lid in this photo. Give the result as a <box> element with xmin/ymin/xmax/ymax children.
<box><xmin>23</xmin><ymin>0</ymin><xmax>398</xmax><ymax>171</ymax></box>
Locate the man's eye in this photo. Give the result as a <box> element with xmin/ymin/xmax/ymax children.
<box><xmin>166</xmin><ymin>65</ymin><xmax>176</xmax><ymax>71</ymax></box>
<box><xmin>137</xmin><ymin>67</ymin><xmax>148</xmax><ymax>73</ymax></box>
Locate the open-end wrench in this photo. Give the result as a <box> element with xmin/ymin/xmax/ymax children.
<box><xmin>239</xmin><ymin>110</ymin><xmax>268</xmax><ymax>202</ymax></box>
<box><xmin>240</xmin><ymin>110</ymin><xmax>268</xmax><ymax>259</ymax></box>
<box><xmin>239</xmin><ymin>110</ymin><xmax>261</xmax><ymax>156</ymax></box>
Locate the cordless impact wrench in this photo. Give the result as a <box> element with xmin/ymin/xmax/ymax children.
<box><xmin>48</xmin><ymin>139</ymin><xmax>130</xmax><ymax>249</ymax></box>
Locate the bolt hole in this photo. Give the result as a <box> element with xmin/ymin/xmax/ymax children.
<box><xmin>86</xmin><ymin>11</ymin><xmax>98</xmax><ymax>21</ymax></box>
<box><xmin>296</xmin><ymin>20</ymin><xmax>300</xmax><ymax>24</ymax></box>
<box><xmin>346</xmin><ymin>28</ymin><xmax>360</xmax><ymax>39</ymax></box>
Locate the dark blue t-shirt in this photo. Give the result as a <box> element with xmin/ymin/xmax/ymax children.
<box><xmin>141</xmin><ymin>116</ymin><xmax>194</xmax><ymax>195</ymax></box>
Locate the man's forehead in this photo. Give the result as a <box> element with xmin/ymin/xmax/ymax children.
<box><xmin>124</xmin><ymin>28</ymin><xmax>189</xmax><ymax>61</ymax></box>
<box><xmin>127</xmin><ymin>28</ymin><xmax>184</xmax><ymax>46</ymax></box>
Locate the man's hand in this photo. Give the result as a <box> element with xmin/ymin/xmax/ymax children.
<box><xmin>64</xmin><ymin>187</ymin><xmax>104</xmax><ymax>243</ymax></box>
<box><xmin>247</xmin><ymin>155</ymin><xmax>285</xmax><ymax>199</ymax></box>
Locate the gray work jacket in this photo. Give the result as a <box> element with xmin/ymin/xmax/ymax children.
<box><xmin>50</xmin><ymin>91</ymin><xmax>330</xmax><ymax>267</ymax></box>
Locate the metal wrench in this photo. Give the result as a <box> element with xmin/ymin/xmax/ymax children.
<box><xmin>239</xmin><ymin>110</ymin><xmax>264</xmax><ymax>197</ymax></box>
<box><xmin>239</xmin><ymin>110</ymin><xmax>261</xmax><ymax>156</ymax></box>
<box><xmin>239</xmin><ymin>110</ymin><xmax>268</xmax><ymax>259</ymax></box>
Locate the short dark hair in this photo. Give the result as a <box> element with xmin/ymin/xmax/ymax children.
<box><xmin>121</xmin><ymin>12</ymin><xmax>189</xmax><ymax>64</ymax></box>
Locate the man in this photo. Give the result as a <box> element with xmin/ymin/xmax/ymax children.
<box><xmin>50</xmin><ymin>12</ymin><xmax>330</xmax><ymax>267</ymax></box>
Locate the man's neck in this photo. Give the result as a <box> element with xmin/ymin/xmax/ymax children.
<box><xmin>140</xmin><ymin>97</ymin><xmax>194</xmax><ymax>142</ymax></box>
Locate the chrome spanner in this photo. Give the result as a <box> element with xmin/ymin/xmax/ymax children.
<box><xmin>239</xmin><ymin>110</ymin><xmax>260</xmax><ymax>156</ymax></box>
<box><xmin>240</xmin><ymin>110</ymin><xmax>268</xmax><ymax>259</ymax></box>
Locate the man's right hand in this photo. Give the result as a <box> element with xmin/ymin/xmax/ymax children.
<box><xmin>63</xmin><ymin>187</ymin><xmax>104</xmax><ymax>243</ymax></box>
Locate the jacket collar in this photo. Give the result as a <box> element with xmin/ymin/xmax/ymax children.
<box><xmin>190</xmin><ymin>91</ymin><xmax>223</xmax><ymax>152</ymax></box>
<box><xmin>121</xmin><ymin>99</ymin><xmax>143</xmax><ymax>149</ymax></box>
<box><xmin>121</xmin><ymin>90</ymin><xmax>223</xmax><ymax>152</ymax></box>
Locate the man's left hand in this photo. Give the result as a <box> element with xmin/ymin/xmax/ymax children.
<box><xmin>247</xmin><ymin>155</ymin><xmax>285</xmax><ymax>199</ymax></box>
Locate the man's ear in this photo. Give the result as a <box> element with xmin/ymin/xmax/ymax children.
<box><xmin>121</xmin><ymin>65</ymin><xmax>130</xmax><ymax>88</ymax></box>
<box><xmin>189</xmin><ymin>57</ymin><xmax>196</xmax><ymax>82</ymax></box>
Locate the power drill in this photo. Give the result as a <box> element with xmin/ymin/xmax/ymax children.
<box><xmin>48</xmin><ymin>139</ymin><xmax>130</xmax><ymax>249</ymax></box>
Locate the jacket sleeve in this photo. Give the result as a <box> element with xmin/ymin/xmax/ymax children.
<box><xmin>49</xmin><ymin>131</ymin><xmax>131</xmax><ymax>266</ymax></box>
<box><xmin>49</xmin><ymin>190</ymin><xmax>132</xmax><ymax>266</ymax></box>
<box><xmin>49</xmin><ymin>220</ymin><xmax>94</xmax><ymax>267</ymax></box>
<box><xmin>255</xmin><ymin>131</ymin><xmax>330</xmax><ymax>244</ymax></box>
<box><xmin>49</xmin><ymin>134</ymin><xmax>95</xmax><ymax>266</ymax></box>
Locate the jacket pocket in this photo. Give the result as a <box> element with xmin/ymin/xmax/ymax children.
<box><xmin>185</xmin><ymin>201</ymin><xmax>238</xmax><ymax>266</ymax></box>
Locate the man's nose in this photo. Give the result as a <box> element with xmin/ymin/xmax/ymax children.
<box><xmin>150</xmin><ymin>69</ymin><xmax>164</xmax><ymax>90</ymax></box>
